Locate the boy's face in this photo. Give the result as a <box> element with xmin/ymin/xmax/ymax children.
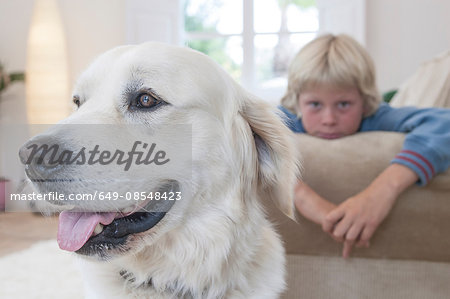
<box><xmin>298</xmin><ymin>85</ymin><xmax>365</xmax><ymax>139</ymax></box>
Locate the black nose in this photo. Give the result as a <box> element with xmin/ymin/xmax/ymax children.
<box><xmin>19</xmin><ymin>136</ymin><xmax>63</xmax><ymax>180</ymax></box>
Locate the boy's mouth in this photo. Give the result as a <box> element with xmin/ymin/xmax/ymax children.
<box><xmin>316</xmin><ymin>133</ymin><xmax>342</xmax><ymax>139</ymax></box>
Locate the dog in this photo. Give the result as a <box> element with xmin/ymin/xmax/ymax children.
<box><xmin>19</xmin><ymin>42</ymin><xmax>301</xmax><ymax>299</ymax></box>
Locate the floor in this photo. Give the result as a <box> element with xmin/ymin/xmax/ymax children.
<box><xmin>0</xmin><ymin>212</ymin><xmax>58</xmax><ymax>257</ymax></box>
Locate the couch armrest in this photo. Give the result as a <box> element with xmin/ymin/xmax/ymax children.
<box><xmin>267</xmin><ymin>132</ymin><xmax>450</xmax><ymax>262</ymax></box>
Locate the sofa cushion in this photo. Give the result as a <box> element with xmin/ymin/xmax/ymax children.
<box><xmin>390</xmin><ymin>50</ymin><xmax>450</xmax><ymax>108</ymax></box>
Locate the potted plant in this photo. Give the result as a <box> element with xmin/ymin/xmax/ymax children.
<box><xmin>0</xmin><ymin>62</ymin><xmax>25</xmax><ymax>94</ymax></box>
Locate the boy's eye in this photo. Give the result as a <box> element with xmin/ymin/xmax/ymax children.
<box><xmin>338</xmin><ymin>101</ymin><xmax>351</xmax><ymax>109</ymax></box>
<box><xmin>308</xmin><ymin>101</ymin><xmax>321</xmax><ymax>109</ymax></box>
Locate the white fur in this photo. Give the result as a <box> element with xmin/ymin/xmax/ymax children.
<box><xmin>34</xmin><ymin>42</ymin><xmax>301</xmax><ymax>298</ymax></box>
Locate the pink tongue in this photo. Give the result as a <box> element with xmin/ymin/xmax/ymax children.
<box><xmin>57</xmin><ymin>211</ymin><xmax>117</xmax><ymax>251</ymax></box>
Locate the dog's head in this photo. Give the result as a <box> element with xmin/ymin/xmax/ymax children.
<box><xmin>19</xmin><ymin>42</ymin><xmax>301</xmax><ymax>260</ymax></box>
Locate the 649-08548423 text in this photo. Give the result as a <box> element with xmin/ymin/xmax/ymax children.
<box><xmin>9</xmin><ymin>191</ymin><xmax>182</xmax><ymax>202</ymax></box>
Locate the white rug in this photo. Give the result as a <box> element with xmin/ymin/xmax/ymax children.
<box><xmin>0</xmin><ymin>240</ymin><xmax>83</xmax><ymax>299</ymax></box>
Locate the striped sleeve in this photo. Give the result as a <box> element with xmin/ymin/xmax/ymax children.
<box><xmin>392</xmin><ymin>150</ymin><xmax>436</xmax><ymax>185</ymax></box>
<box><xmin>363</xmin><ymin>104</ymin><xmax>450</xmax><ymax>186</ymax></box>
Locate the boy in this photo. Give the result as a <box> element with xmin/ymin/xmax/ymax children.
<box><xmin>279</xmin><ymin>34</ymin><xmax>450</xmax><ymax>258</ymax></box>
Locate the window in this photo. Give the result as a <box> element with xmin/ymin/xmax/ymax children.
<box><xmin>184</xmin><ymin>0</ymin><xmax>319</xmax><ymax>102</ymax></box>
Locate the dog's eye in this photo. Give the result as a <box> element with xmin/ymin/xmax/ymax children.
<box><xmin>136</xmin><ymin>93</ymin><xmax>161</xmax><ymax>109</ymax></box>
<box><xmin>73</xmin><ymin>95</ymin><xmax>81</xmax><ymax>108</ymax></box>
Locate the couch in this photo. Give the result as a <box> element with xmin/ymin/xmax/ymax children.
<box><xmin>265</xmin><ymin>132</ymin><xmax>450</xmax><ymax>298</ymax></box>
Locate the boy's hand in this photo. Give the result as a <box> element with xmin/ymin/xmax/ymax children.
<box><xmin>322</xmin><ymin>164</ymin><xmax>419</xmax><ymax>258</ymax></box>
<box><xmin>323</xmin><ymin>190</ymin><xmax>396</xmax><ymax>258</ymax></box>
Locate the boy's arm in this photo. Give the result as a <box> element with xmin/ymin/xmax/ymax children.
<box><xmin>294</xmin><ymin>180</ymin><xmax>336</xmax><ymax>228</ymax></box>
<box><xmin>323</xmin><ymin>163</ymin><xmax>419</xmax><ymax>258</ymax></box>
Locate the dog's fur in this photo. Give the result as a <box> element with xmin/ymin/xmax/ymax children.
<box><xmin>22</xmin><ymin>42</ymin><xmax>300</xmax><ymax>298</ymax></box>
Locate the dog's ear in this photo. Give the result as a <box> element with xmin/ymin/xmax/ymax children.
<box><xmin>239</xmin><ymin>96</ymin><xmax>301</xmax><ymax>219</ymax></box>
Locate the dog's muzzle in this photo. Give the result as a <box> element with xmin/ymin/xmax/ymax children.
<box><xmin>19</xmin><ymin>136</ymin><xmax>65</xmax><ymax>183</ymax></box>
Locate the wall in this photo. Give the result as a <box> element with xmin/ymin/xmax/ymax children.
<box><xmin>59</xmin><ymin>0</ymin><xmax>126</xmax><ymax>86</ymax></box>
<box><xmin>366</xmin><ymin>0</ymin><xmax>450</xmax><ymax>92</ymax></box>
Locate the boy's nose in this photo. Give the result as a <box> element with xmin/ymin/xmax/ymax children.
<box><xmin>321</xmin><ymin>109</ymin><xmax>337</xmax><ymax>126</ymax></box>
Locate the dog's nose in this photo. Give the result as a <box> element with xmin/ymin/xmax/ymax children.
<box><xmin>19</xmin><ymin>136</ymin><xmax>63</xmax><ymax>180</ymax></box>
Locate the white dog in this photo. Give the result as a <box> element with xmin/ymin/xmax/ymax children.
<box><xmin>19</xmin><ymin>42</ymin><xmax>300</xmax><ymax>299</ymax></box>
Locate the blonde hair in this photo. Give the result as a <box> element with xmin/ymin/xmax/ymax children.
<box><xmin>280</xmin><ymin>34</ymin><xmax>381</xmax><ymax>117</ymax></box>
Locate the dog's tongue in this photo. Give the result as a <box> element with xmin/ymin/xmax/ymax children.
<box><xmin>57</xmin><ymin>211</ymin><xmax>116</xmax><ymax>251</ymax></box>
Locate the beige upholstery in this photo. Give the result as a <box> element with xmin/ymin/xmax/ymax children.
<box><xmin>265</xmin><ymin>133</ymin><xmax>450</xmax><ymax>298</ymax></box>
<box><xmin>390</xmin><ymin>51</ymin><xmax>450</xmax><ymax>108</ymax></box>
<box><xmin>284</xmin><ymin>254</ymin><xmax>450</xmax><ymax>299</ymax></box>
